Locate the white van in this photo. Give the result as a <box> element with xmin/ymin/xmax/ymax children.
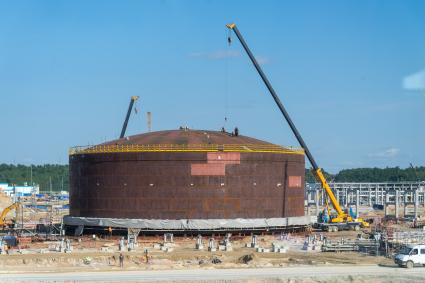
<box><xmin>394</xmin><ymin>244</ymin><xmax>425</xmax><ymax>268</ymax></box>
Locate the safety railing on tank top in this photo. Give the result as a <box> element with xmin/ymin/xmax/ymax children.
<box><xmin>69</xmin><ymin>144</ymin><xmax>304</xmax><ymax>155</ymax></box>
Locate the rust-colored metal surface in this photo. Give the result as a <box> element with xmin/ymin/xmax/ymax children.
<box><xmin>103</xmin><ymin>129</ymin><xmax>275</xmax><ymax>146</ymax></box>
<box><xmin>69</xmin><ymin>130</ymin><xmax>305</xmax><ymax>220</ymax></box>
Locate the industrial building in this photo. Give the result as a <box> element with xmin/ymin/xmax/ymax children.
<box><xmin>65</xmin><ymin>129</ymin><xmax>313</xmax><ymax>231</ymax></box>
<box><xmin>0</xmin><ymin>183</ymin><xmax>39</xmax><ymax>197</ymax></box>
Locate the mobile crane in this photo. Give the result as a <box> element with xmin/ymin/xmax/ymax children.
<box><xmin>226</xmin><ymin>23</ymin><xmax>368</xmax><ymax>232</ymax></box>
<box><xmin>120</xmin><ymin>96</ymin><xmax>139</xmax><ymax>139</ymax></box>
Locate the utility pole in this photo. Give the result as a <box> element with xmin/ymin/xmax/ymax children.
<box><xmin>21</xmin><ymin>203</ymin><xmax>24</xmax><ymax>230</ymax></box>
<box><xmin>49</xmin><ymin>176</ymin><xmax>52</xmax><ymax>194</ymax></box>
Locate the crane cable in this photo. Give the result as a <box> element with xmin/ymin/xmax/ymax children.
<box><xmin>223</xmin><ymin>28</ymin><xmax>233</xmax><ymax>129</ymax></box>
<box><xmin>227</xmin><ymin>28</ymin><xmax>232</xmax><ymax>45</ymax></box>
<box><xmin>134</xmin><ymin>100</ymin><xmax>138</xmax><ymax>114</ymax></box>
<box><xmin>133</xmin><ymin>99</ymin><xmax>139</xmax><ymax>133</ymax></box>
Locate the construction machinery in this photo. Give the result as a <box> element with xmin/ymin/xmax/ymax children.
<box><xmin>0</xmin><ymin>202</ymin><xmax>20</xmax><ymax>229</ymax></box>
<box><xmin>226</xmin><ymin>23</ymin><xmax>369</xmax><ymax>232</ymax></box>
<box><xmin>120</xmin><ymin>96</ymin><xmax>139</xmax><ymax>139</ymax></box>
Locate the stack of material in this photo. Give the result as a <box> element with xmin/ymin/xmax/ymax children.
<box><xmin>321</xmin><ymin>240</ymin><xmax>359</xmax><ymax>252</ymax></box>
<box><xmin>272</xmin><ymin>243</ymin><xmax>288</xmax><ymax>253</ymax></box>
<box><xmin>302</xmin><ymin>235</ymin><xmax>322</xmax><ymax>251</ymax></box>
<box><xmin>390</xmin><ymin>230</ymin><xmax>425</xmax><ymax>244</ymax></box>
<box><xmin>322</xmin><ymin>239</ymin><xmax>379</xmax><ymax>252</ymax></box>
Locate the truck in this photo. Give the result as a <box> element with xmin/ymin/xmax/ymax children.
<box><xmin>395</xmin><ymin>244</ymin><xmax>425</xmax><ymax>268</ymax></box>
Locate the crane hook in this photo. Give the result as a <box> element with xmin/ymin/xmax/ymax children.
<box><xmin>227</xmin><ymin>28</ymin><xmax>232</xmax><ymax>46</ymax></box>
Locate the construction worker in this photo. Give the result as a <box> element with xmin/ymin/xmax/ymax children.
<box><xmin>144</xmin><ymin>249</ymin><xmax>149</xmax><ymax>263</ymax></box>
<box><xmin>119</xmin><ymin>253</ymin><xmax>124</xmax><ymax>268</ymax></box>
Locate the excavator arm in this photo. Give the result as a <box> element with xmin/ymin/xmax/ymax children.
<box><xmin>0</xmin><ymin>202</ymin><xmax>20</xmax><ymax>227</ymax></box>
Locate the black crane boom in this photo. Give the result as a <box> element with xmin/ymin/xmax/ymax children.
<box><xmin>226</xmin><ymin>23</ymin><xmax>350</xmax><ymax>218</ymax></box>
<box><xmin>226</xmin><ymin>23</ymin><xmax>318</xmax><ymax>170</ymax></box>
<box><xmin>120</xmin><ymin>96</ymin><xmax>139</xmax><ymax>139</ymax></box>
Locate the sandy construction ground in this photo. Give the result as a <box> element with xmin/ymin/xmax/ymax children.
<box><xmin>0</xmin><ymin>233</ymin><xmax>393</xmax><ymax>273</ymax></box>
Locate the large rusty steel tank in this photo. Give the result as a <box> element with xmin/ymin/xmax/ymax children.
<box><xmin>69</xmin><ymin>129</ymin><xmax>305</xmax><ymax>221</ymax></box>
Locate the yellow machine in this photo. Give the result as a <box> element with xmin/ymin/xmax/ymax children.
<box><xmin>226</xmin><ymin>23</ymin><xmax>369</xmax><ymax>232</ymax></box>
<box><xmin>315</xmin><ymin>169</ymin><xmax>369</xmax><ymax>230</ymax></box>
<box><xmin>0</xmin><ymin>202</ymin><xmax>20</xmax><ymax>229</ymax></box>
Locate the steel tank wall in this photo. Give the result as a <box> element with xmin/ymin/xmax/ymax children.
<box><xmin>69</xmin><ymin>151</ymin><xmax>305</xmax><ymax>219</ymax></box>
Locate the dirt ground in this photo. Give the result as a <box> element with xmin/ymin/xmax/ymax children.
<box><xmin>1</xmin><ymin>202</ymin><xmax>423</xmax><ymax>277</ymax></box>
<box><xmin>0</xmin><ymin>231</ymin><xmax>395</xmax><ymax>274</ymax></box>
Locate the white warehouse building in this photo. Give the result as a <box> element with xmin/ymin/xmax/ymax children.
<box><xmin>0</xmin><ymin>183</ymin><xmax>39</xmax><ymax>197</ymax></box>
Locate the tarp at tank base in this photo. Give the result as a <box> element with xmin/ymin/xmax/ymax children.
<box><xmin>63</xmin><ymin>215</ymin><xmax>317</xmax><ymax>231</ymax></box>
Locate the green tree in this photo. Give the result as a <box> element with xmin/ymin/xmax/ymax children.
<box><xmin>0</xmin><ymin>164</ymin><xmax>69</xmax><ymax>192</ymax></box>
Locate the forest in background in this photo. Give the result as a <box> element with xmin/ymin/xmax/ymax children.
<box><xmin>305</xmin><ymin>167</ymin><xmax>425</xmax><ymax>183</ymax></box>
<box><xmin>0</xmin><ymin>164</ymin><xmax>68</xmax><ymax>192</ymax></box>
<box><xmin>0</xmin><ymin>164</ymin><xmax>424</xmax><ymax>192</ymax></box>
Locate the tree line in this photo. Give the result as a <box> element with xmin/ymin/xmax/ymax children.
<box><xmin>305</xmin><ymin>167</ymin><xmax>425</xmax><ymax>183</ymax></box>
<box><xmin>0</xmin><ymin>164</ymin><xmax>68</xmax><ymax>192</ymax></box>
<box><xmin>0</xmin><ymin>164</ymin><xmax>424</xmax><ymax>192</ymax></box>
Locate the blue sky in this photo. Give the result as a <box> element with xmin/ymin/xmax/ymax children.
<box><xmin>0</xmin><ymin>0</ymin><xmax>424</xmax><ymax>172</ymax></box>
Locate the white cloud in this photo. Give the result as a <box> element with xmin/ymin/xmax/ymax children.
<box><xmin>403</xmin><ymin>69</ymin><xmax>425</xmax><ymax>91</ymax></box>
<box><xmin>189</xmin><ymin>50</ymin><xmax>240</xmax><ymax>60</ymax></box>
<box><xmin>368</xmin><ymin>147</ymin><xmax>400</xmax><ymax>158</ymax></box>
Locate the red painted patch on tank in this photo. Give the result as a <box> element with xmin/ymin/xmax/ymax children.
<box><xmin>207</xmin><ymin>152</ymin><xmax>240</xmax><ymax>164</ymax></box>
<box><xmin>288</xmin><ymin>176</ymin><xmax>302</xmax><ymax>188</ymax></box>
<box><xmin>191</xmin><ymin>163</ymin><xmax>226</xmax><ymax>176</ymax></box>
